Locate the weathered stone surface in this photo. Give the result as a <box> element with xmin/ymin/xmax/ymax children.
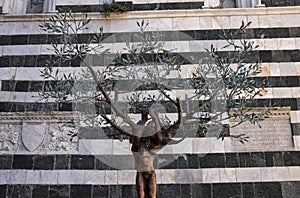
<box><xmin>236</xmin><ymin>168</ymin><xmax>261</xmax><ymax>182</ymax></box>
<box><xmin>40</xmin><ymin>170</ymin><xmax>59</xmax><ymax>184</ymax></box>
<box><xmin>117</xmin><ymin>170</ymin><xmax>136</xmax><ymax>184</ymax></box>
<box><xmin>202</xmin><ymin>168</ymin><xmax>220</xmax><ymax>183</ymax></box>
<box><xmin>84</xmin><ymin>170</ymin><xmax>105</xmax><ymax>185</ymax></box>
<box><xmin>105</xmin><ymin>170</ymin><xmax>118</xmax><ymax>185</ymax></box>
<box><xmin>219</xmin><ymin>168</ymin><xmax>237</xmax><ymax>182</ymax></box>
<box><xmin>161</xmin><ymin>169</ymin><xmax>176</xmax><ymax>184</ymax></box>
<box><xmin>58</xmin><ymin>170</ymin><xmax>85</xmax><ymax>184</ymax></box>
<box><xmin>6</xmin><ymin>170</ymin><xmax>27</xmax><ymax>184</ymax></box>
<box><xmin>176</xmin><ymin>169</ymin><xmax>202</xmax><ymax>184</ymax></box>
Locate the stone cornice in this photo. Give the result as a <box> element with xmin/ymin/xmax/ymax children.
<box><xmin>0</xmin><ymin>112</ymin><xmax>74</xmax><ymax>122</ymax></box>
<box><xmin>0</xmin><ymin>107</ymin><xmax>291</xmax><ymax>121</ymax></box>
<box><xmin>0</xmin><ymin>6</ymin><xmax>299</xmax><ymax>22</ymax></box>
<box><xmin>229</xmin><ymin>107</ymin><xmax>291</xmax><ymax>122</ymax></box>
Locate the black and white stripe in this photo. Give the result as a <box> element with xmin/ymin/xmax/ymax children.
<box><xmin>0</xmin><ymin>4</ymin><xmax>300</xmax><ymax>198</ymax></box>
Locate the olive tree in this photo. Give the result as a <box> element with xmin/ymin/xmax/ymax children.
<box><xmin>39</xmin><ymin>12</ymin><xmax>270</xmax><ymax>198</ymax></box>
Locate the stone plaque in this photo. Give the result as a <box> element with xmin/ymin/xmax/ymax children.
<box><xmin>231</xmin><ymin>118</ymin><xmax>293</xmax><ymax>151</ymax></box>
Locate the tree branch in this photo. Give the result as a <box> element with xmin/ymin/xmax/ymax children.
<box><xmin>161</xmin><ymin>98</ymin><xmax>182</xmax><ymax>137</ymax></box>
<box><xmin>99</xmin><ymin>111</ymin><xmax>133</xmax><ymax>137</ymax></box>
<box><xmin>149</xmin><ymin>109</ymin><xmax>163</xmax><ymax>142</ymax></box>
<box><xmin>80</xmin><ymin>56</ymin><xmax>137</xmax><ymax>130</ymax></box>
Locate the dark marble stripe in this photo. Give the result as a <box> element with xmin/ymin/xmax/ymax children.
<box><xmin>1</xmin><ymin>182</ymin><xmax>300</xmax><ymax>198</ymax></box>
<box><xmin>0</xmin><ymin>97</ymin><xmax>298</xmax><ymax>112</ymax></box>
<box><xmin>55</xmin><ymin>1</ymin><xmax>204</xmax><ymax>13</ymax></box>
<box><xmin>262</xmin><ymin>0</ymin><xmax>300</xmax><ymax>7</ymax></box>
<box><xmin>2</xmin><ymin>76</ymin><xmax>300</xmax><ymax>92</ymax></box>
<box><xmin>1</xmin><ymin>50</ymin><xmax>300</xmax><ymax>67</ymax></box>
<box><xmin>1</xmin><ymin>151</ymin><xmax>300</xmax><ymax>170</ymax></box>
<box><xmin>1</xmin><ymin>27</ymin><xmax>299</xmax><ymax>46</ymax></box>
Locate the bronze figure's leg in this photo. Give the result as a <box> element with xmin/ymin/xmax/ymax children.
<box><xmin>147</xmin><ymin>171</ymin><xmax>157</xmax><ymax>198</ymax></box>
<box><xmin>136</xmin><ymin>172</ymin><xmax>145</xmax><ymax>198</ymax></box>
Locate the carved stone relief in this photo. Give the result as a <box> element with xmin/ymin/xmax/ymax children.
<box><xmin>0</xmin><ymin>112</ymin><xmax>78</xmax><ymax>153</ymax></box>
<box><xmin>0</xmin><ymin>124</ymin><xmax>19</xmax><ymax>151</ymax></box>
<box><xmin>48</xmin><ymin>123</ymin><xmax>78</xmax><ymax>151</ymax></box>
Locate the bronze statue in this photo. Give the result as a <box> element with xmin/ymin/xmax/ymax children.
<box><xmin>130</xmin><ymin>104</ymin><xmax>182</xmax><ymax>198</ymax></box>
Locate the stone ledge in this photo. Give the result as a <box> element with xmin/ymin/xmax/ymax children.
<box><xmin>0</xmin><ymin>6</ymin><xmax>300</xmax><ymax>22</ymax></box>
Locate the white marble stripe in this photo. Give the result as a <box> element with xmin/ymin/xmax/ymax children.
<box><xmin>290</xmin><ymin>111</ymin><xmax>300</xmax><ymax>123</ymax></box>
<box><xmin>293</xmin><ymin>136</ymin><xmax>300</xmax><ymax>150</ymax></box>
<box><xmin>1</xmin><ymin>8</ymin><xmax>300</xmax><ymax>35</ymax></box>
<box><xmin>78</xmin><ymin>137</ymin><xmax>300</xmax><ymax>155</ymax></box>
<box><xmin>1</xmin><ymin>38</ymin><xmax>299</xmax><ymax>56</ymax></box>
<box><xmin>0</xmin><ymin>167</ymin><xmax>299</xmax><ymax>185</ymax></box>
<box><xmin>1</xmin><ymin>62</ymin><xmax>299</xmax><ymax>81</ymax></box>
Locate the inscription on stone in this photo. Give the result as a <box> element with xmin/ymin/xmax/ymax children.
<box><xmin>231</xmin><ymin>118</ymin><xmax>293</xmax><ymax>151</ymax></box>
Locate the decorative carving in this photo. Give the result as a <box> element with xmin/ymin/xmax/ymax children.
<box><xmin>22</xmin><ymin>122</ymin><xmax>46</xmax><ymax>152</ymax></box>
<box><xmin>0</xmin><ymin>112</ymin><xmax>74</xmax><ymax>121</ymax></box>
<box><xmin>48</xmin><ymin>124</ymin><xmax>78</xmax><ymax>151</ymax></box>
<box><xmin>0</xmin><ymin>124</ymin><xmax>19</xmax><ymax>151</ymax></box>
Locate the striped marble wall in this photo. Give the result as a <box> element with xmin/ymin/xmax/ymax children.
<box><xmin>0</xmin><ymin>3</ymin><xmax>300</xmax><ymax>198</ymax></box>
